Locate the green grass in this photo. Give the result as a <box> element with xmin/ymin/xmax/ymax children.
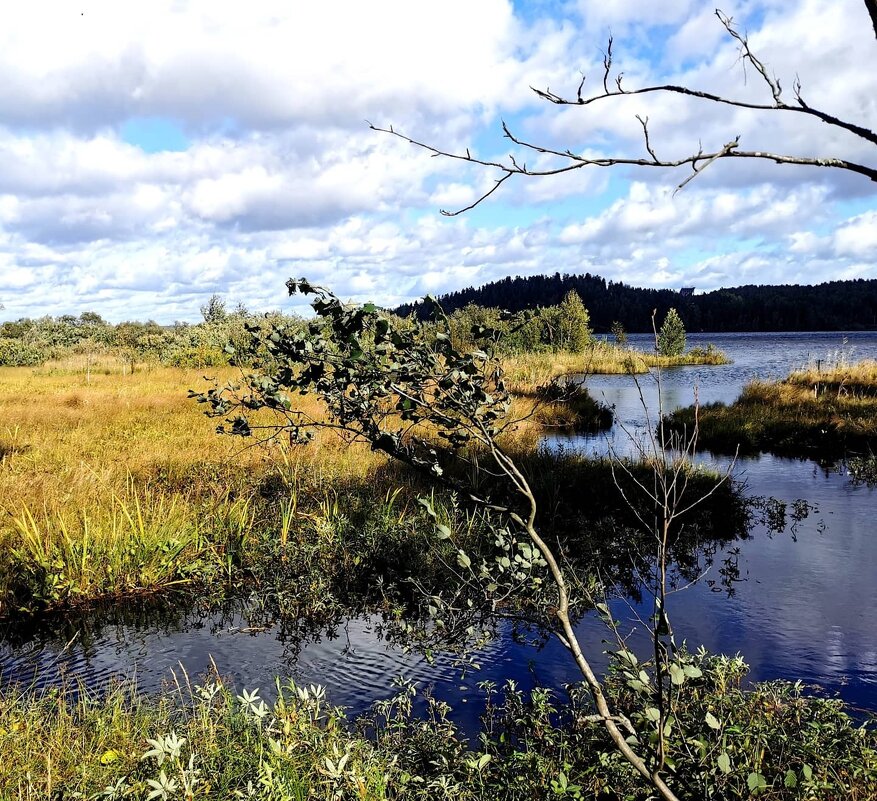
<box><xmin>667</xmin><ymin>364</ymin><xmax>877</xmax><ymax>458</ymax></box>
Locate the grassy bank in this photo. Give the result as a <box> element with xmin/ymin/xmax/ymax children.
<box><xmin>503</xmin><ymin>340</ymin><xmax>728</xmax><ymax>386</ymax></box>
<box><xmin>0</xmin><ymin>355</ymin><xmax>759</xmax><ymax>619</ymax></box>
<box><xmin>2</xmin><ymin>650</ymin><xmax>874</xmax><ymax>800</ymax></box>
<box><xmin>667</xmin><ymin>360</ymin><xmax>877</xmax><ymax>457</ymax></box>
<box><xmin>0</xmin><ymin>361</ymin><xmax>426</xmax><ymax>617</ymax></box>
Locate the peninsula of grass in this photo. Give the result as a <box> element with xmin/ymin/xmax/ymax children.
<box><xmin>503</xmin><ymin>340</ymin><xmax>729</xmax><ymax>386</ymax></box>
<box><xmin>666</xmin><ymin>359</ymin><xmax>877</xmax><ymax>458</ymax></box>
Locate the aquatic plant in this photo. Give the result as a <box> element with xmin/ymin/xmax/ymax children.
<box><xmin>1</xmin><ymin>652</ymin><xmax>874</xmax><ymax>799</ymax></box>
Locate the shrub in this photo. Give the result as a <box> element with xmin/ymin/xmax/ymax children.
<box><xmin>0</xmin><ymin>337</ymin><xmax>45</xmax><ymax>366</ymax></box>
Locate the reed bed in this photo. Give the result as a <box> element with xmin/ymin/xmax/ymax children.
<box><xmin>667</xmin><ymin>360</ymin><xmax>877</xmax><ymax>457</ymax></box>
<box><xmin>502</xmin><ymin>341</ymin><xmax>728</xmax><ymax>392</ymax></box>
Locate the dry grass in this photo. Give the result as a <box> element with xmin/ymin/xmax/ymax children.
<box><xmin>667</xmin><ymin>361</ymin><xmax>877</xmax><ymax>457</ymax></box>
<box><xmin>0</xmin><ymin>361</ymin><xmax>393</xmax><ymax>613</ymax></box>
<box><xmin>788</xmin><ymin>358</ymin><xmax>877</xmax><ymax>396</ymax></box>
<box><xmin>0</xmin><ymin>362</ymin><xmax>383</xmax><ymax>511</ymax></box>
<box><xmin>502</xmin><ymin>342</ymin><xmax>728</xmax><ymax>393</ymax></box>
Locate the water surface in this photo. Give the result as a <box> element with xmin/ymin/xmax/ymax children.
<box><xmin>2</xmin><ymin>331</ymin><xmax>876</xmax><ymax>722</ymax></box>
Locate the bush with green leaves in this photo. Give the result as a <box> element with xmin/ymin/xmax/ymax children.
<box><xmin>447</xmin><ymin>294</ymin><xmax>592</xmax><ymax>354</ymax></box>
<box><xmin>0</xmin><ymin>336</ymin><xmax>45</xmax><ymax>366</ymax></box>
<box><xmin>2</xmin><ymin>651</ymin><xmax>874</xmax><ymax>799</ymax></box>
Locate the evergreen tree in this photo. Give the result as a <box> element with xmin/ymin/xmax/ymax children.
<box><xmin>657</xmin><ymin>308</ymin><xmax>686</xmax><ymax>356</ymax></box>
<box><xmin>557</xmin><ymin>290</ymin><xmax>592</xmax><ymax>351</ymax></box>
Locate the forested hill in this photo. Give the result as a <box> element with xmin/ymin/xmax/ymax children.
<box><xmin>396</xmin><ymin>274</ymin><xmax>877</xmax><ymax>333</ymax></box>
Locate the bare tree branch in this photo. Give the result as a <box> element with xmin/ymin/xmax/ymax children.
<box><xmin>373</xmin><ymin>6</ymin><xmax>876</xmax><ymax>215</ymax></box>
<box><xmin>371</xmin><ymin>121</ymin><xmax>877</xmax><ymax>214</ymax></box>
<box><xmin>866</xmin><ymin>0</ymin><xmax>877</xmax><ymax>41</ymax></box>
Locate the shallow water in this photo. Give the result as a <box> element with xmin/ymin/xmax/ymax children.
<box><xmin>2</xmin><ymin>331</ymin><xmax>877</xmax><ymax>723</ymax></box>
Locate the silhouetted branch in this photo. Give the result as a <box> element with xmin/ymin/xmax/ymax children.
<box><xmin>866</xmin><ymin>0</ymin><xmax>877</xmax><ymax>40</ymax></box>
<box><xmin>373</xmin><ymin>5</ymin><xmax>877</xmax><ymax>215</ymax></box>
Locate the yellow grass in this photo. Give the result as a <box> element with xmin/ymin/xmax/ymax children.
<box><xmin>502</xmin><ymin>341</ymin><xmax>728</xmax><ymax>392</ymax></box>
<box><xmin>0</xmin><ymin>362</ymin><xmax>385</xmax><ymax>510</ymax></box>
<box><xmin>0</xmin><ymin>349</ymin><xmax>621</xmax><ymax>612</ymax></box>
<box><xmin>788</xmin><ymin>359</ymin><xmax>877</xmax><ymax>393</ymax></box>
<box><xmin>0</xmin><ymin>361</ymin><xmax>393</xmax><ymax>609</ymax></box>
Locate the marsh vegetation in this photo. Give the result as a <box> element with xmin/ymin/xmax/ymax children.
<box><xmin>667</xmin><ymin>358</ymin><xmax>877</xmax><ymax>460</ymax></box>
<box><xmin>1</xmin><ymin>313</ymin><xmax>876</xmax><ymax>799</ymax></box>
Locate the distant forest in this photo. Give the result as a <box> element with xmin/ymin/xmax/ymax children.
<box><xmin>396</xmin><ymin>274</ymin><xmax>877</xmax><ymax>333</ymax></box>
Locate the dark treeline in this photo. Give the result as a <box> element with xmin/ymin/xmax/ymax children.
<box><xmin>397</xmin><ymin>273</ymin><xmax>877</xmax><ymax>332</ymax></box>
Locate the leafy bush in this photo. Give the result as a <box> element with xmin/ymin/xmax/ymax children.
<box><xmin>4</xmin><ymin>651</ymin><xmax>873</xmax><ymax>800</ymax></box>
<box><xmin>0</xmin><ymin>337</ymin><xmax>45</xmax><ymax>366</ymax></box>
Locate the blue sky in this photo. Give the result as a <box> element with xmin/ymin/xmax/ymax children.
<box><xmin>0</xmin><ymin>0</ymin><xmax>874</xmax><ymax>323</ymax></box>
<box><xmin>121</xmin><ymin>118</ymin><xmax>190</xmax><ymax>153</ymax></box>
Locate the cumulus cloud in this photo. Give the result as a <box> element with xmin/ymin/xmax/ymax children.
<box><xmin>0</xmin><ymin>0</ymin><xmax>874</xmax><ymax>322</ymax></box>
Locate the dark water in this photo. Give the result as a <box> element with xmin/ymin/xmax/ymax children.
<box><xmin>2</xmin><ymin>332</ymin><xmax>877</xmax><ymax>722</ymax></box>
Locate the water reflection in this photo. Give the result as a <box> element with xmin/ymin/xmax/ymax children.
<box><xmin>2</xmin><ymin>332</ymin><xmax>876</xmax><ymax>720</ymax></box>
<box><xmin>549</xmin><ymin>332</ymin><xmax>877</xmax><ymax>711</ymax></box>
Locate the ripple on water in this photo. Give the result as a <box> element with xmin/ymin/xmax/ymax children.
<box><xmin>2</xmin><ymin>332</ymin><xmax>877</xmax><ymax>722</ymax></box>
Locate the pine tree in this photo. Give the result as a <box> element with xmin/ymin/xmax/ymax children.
<box><xmin>657</xmin><ymin>308</ymin><xmax>686</xmax><ymax>356</ymax></box>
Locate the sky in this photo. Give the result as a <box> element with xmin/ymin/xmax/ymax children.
<box><xmin>0</xmin><ymin>0</ymin><xmax>874</xmax><ymax>323</ymax></box>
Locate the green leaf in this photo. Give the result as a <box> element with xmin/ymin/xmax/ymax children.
<box><xmin>669</xmin><ymin>663</ymin><xmax>685</xmax><ymax>686</ymax></box>
<box><xmin>716</xmin><ymin>752</ymin><xmax>731</xmax><ymax>774</ymax></box>
<box><xmin>784</xmin><ymin>770</ymin><xmax>798</xmax><ymax>788</ymax></box>
<box><xmin>435</xmin><ymin>523</ymin><xmax>452</xmax><ymax>540</ymax></box>
<box><xmin>644</xmin><ymin>707</ymin><xmax>661</xmax><ymax>722</ymax></box>
<box><xmin>457</xmin><ymin>550</ymin><xmax>471</xmax><ymax>569</ymax></box>
<box><xmin>417</xmin><ymin>497</ymin><xmax>436</xmax><ymax>519</ymax></box>
<box><xmin>683</xmin><ymin>664</ymin><xmax>703</xmax><ymax>679</ymax></box>
<box><xmin>747</xmin><ymin>772</ymin><xmax>767</xmax><ymax>792</ymax></box>
<box><xmin>705</xmin><ymin>711</ymin><xmax>721</xmax><ymax>730</ymax></box>
<box><xmin>802</xmin><ymin>763</ymin><xmax>813</xmax><ymax>781</ymax></box>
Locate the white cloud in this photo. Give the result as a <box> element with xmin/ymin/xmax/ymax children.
<box><xmin>0</xmin><ymin>0</ymin><xmax>874</xmax><ymax>322</ymax></box>
<box><xmin>834</xmin><ymin>211</ymin><xmax>877</xmax><ymax>258</ymax></box>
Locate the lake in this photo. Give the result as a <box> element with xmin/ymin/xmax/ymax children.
<box><xmin>2</xmin><ymin>331</ymin><xmax>877</xmax><ymax>727</ymax></box>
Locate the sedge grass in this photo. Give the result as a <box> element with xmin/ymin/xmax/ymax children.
<box><xmin>667</xmin><ymin>361</ymin><xmax>877</xmax><ymax>457</ymax></box>
<box><xmin>0</xmin><ymin>363</ymin><xmax>389</xmax><ymax>614</ymax></box>
<box><xmin>788</xmin><ymin>358</ymin><xmax>877</xmax><ymax>396</ymax></box>
<box><xmin>1</xmin><ymin>482</ymin><xmax>211</xmax><ymax>615</ymax></box>
<box><xmin>502</xmin><ymin>340</ymin><xmax>729</xmax><ymax>392</ymax></box>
